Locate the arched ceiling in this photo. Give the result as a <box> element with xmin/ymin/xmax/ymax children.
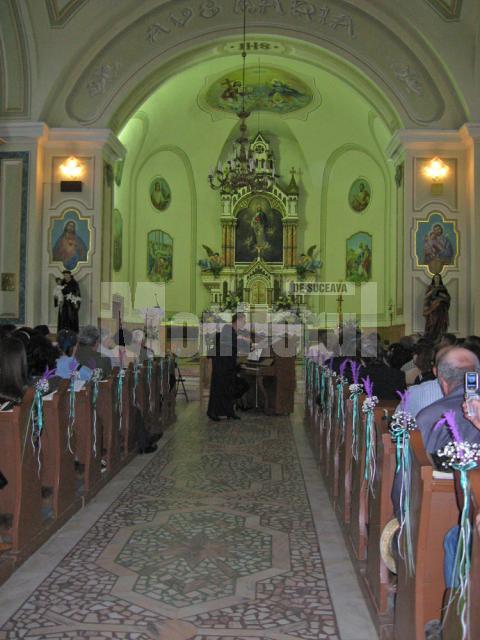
<box><xmin>1</xmin><ymin>0</ymin><xmax>478</xmax><ymax>129</ymax></box>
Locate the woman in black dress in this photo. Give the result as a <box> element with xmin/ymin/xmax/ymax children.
<box><xmin>207</xmin><ymin>313</ymin><xmax>249</xmax><ymax>421</ymax></box>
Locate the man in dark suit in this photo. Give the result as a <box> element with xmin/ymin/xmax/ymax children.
<box><xmin>392</xmin><ymin>347</ymin><xmax>480</xmax><ymax>521</ymax></box>
<box><xmin>416</xmin><ymin>347</ymin><xmax>480</xmax><ymax>453</ymax></box>
<box><xmin>76</xmin><ymin>325</ymin><xmax>112</xmax><ymax>378</ymax></box>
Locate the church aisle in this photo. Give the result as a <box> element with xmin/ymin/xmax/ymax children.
<box><xmin>0</xmin><ymin>402</ymin><xmax>376</xmax><ymax>640</ymax></box>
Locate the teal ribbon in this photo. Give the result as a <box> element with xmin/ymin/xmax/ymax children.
<box><xmin>320</xmin><ymin>368</ymin><xmax>326</xmax><ymax>410</ymax></box>
<box><xmin>29</xmin><ymin>391</ymin><xmax>44</xmax><ymax>474</ymax></box>
<box><xmin>67</xmin><ymin>377</ymin><xmax>75</xmax><ymax>453</ymax></box>
<box><xmin>147</xmin><ymin>359</ymin><xmax>153</xmax><ymax>412</ymax></box>
<box><xmin>92</xmin><ymin>378</ymin><xmax>99</xmax><ymax>457</ymax></box>
<box><xmin>363</xmin><ymin>408</ymin><xmax>376</xmax><ymax>494</ymax></box>
<box><xmin>117</xmin><ymin>371</ymin><xmax>124</xmax><ymax>432</ymax></box>
<box><xmin>351</xmin><ymin>393</ymin><xmax>359</xmax><ymax>460</ymax></box>
<box><xmin>448</xmin><ymin>463</ymin><xmax>477</xmax><ymax>638</ymax></box>
<box><xmin>133</xmin><ymin>362</ymin><xmax>140</xmax><ymax>406</ymax></box>
<box><xmin>389</xmin><ymin>420</ymin><xmax>416</xmax><ymax>575</ymax></box>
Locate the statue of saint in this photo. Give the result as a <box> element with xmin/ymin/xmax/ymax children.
<box><xmin>56</xmin><ymin>270</ymin><xmax>81</xmax><ymax>333</ymax></box>
<box><xmin>423</xmin><ymin>274</ymin><xmax>451</xmax><ymax>339</ymax></box>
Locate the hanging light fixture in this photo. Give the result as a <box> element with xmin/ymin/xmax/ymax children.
<box><xmin>208</xmin><ymin>5</ymin><xmax>275</xmax><ymax>194</ymax></box>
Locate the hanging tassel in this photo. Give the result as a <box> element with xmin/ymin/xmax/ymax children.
<box><xmin>361</xmin><ymin>376</ymin><xmax>378</xmax><ymax>495</ymax></box>
<box><xmin>133</xmin><ymin>362</ymin><xmax>141</xmax><ymax>407</ymax></box>
<box><xmin>117</xmin><ymin>368</ymin><xmax>125</xmax><ymax>432</ymax></box>
<box><xmin>389</xmin><ymin>389</ymin><xmax>417</xmax><ymax>575</ymax></box>
<box><xmin>437</xmin><ymin>435</ymin><xmax>480</xmax><ymax>640</ymax></box>
<box><xmin>147</xmin><ymin>358</ymin><xmax>153</xmax><ymax>413</ymax></box>
<box><xmin>91</xmin><ymin>368</ymin><xmax>102</xmax><ymax>457</ymax></box>
<box><xmin>349</xmin><ymin>360</ymin><xmax>363</xmax><ymax>460</ymax></box>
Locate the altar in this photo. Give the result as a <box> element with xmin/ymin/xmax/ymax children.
<box><xmin>200</xmin><ymin>130</ymin><xmax>319</xmax><ymax>312</ymax></box>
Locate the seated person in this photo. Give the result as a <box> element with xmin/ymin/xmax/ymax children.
<box><xmin>412</xmin><ymin>340</ymin><xmax>436</xmax><ymax>384</ymax></box>
<box><xmin>76</xmin><ymin>325</ymin><xmax>112</xmax><ymax>377</ymax></box>
<box><xmin>56</xmin><ymin>330</ymin><xmax>93</xmax><ymax>381</ymax></box>
<box><xmin>0</xmin><ymin>335</ymin><xmax>30</xmax><ymax>552</ymax></box>
<box><xmin>360</xmin><ymin>335</ymin><xmax>406</xmax><ymax>400</ymax></box>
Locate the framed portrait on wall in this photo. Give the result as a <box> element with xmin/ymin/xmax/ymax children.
<box><xmin>112</xmin><ymin>209</ymin><xmax>122</xmax><ymax>272</ymax></box>
<box><xmin>346</xmin><ymin>232</ymin><xmax>372</xmax><ymax>284</ymax></box>
<box><xmin>147</xmin><ymin>230</ymin><xmax>173</xmax><ymax>282</ymax></box>
<box><xmin>414</xmin><ymin>211</ymin><xmax>459</xmax><ymax>274</ymax></box>
<box><xmin>149</xmin><ymin>177</ymin><xmax>171</xmax><ymax>211</ymax></box>
<box><xmin>348</xmin><ymin>179</ymin><xmax>371</xmax><ymax>213</ymax></box>
<box><xmin>49</xmin><ymin>208</ymin><xmax>92</xmax><ymax>272</ymax></box>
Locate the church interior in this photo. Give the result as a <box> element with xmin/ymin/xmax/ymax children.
<box><xmin>1</xmin><ymin>1</ymin><xmax>480</xmax><ymax>638</ymax></box>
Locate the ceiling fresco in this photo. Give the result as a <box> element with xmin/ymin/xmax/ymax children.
<box><xmin>202</xmin><ymin>65</ymin><xmax>315</xmax><ymax>117</ymax></box>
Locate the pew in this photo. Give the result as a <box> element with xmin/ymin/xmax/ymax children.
<box><xmin>41</xmin><ymin>381</ymin><xmax>81</xmax><ymax>520</ymax></box>
<box><xmin>0</xmin><ymin>388</ymin><xmax>44</xmax><ymax>556</ymax></box>
<box><xmin>394</xmin><ymin>431</ymin><xmax>458</xmax><ymax>640</ymax></box>
<box><xmin>363</xmin><ymin>401</ymin><xmax>397</xmax><ymax>618</ymax></box>
<box><xmin>117</xmin><ymin>367</ymin><xmax>136</xmax><ymax>460</ymax></box>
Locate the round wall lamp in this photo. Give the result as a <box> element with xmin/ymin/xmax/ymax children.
<box><xmin>423</xmin><ymin>157</ymin><xmax>449</xmax><ymax>195</ymax></box>
<box><xmin>59</xmin><ymin>156</ymin><xmax>84</xmax><ymax>192</ymax></box>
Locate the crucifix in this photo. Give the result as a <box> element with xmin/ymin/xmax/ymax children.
<box><xmin>336</xmin><ymin>289</ymin><xmax>344</xmax><ymax>329</ymax></box>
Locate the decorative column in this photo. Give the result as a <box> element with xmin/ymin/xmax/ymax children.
<box><xmin>40</xmin><ymin>127</ymin><xmax>125</xmax><ymax>328</ymax></box>
<box><xmin>221</xmin><ymin>219</ymin><xmax>235</xmax><ymax>267</ymax></box>
<box><xmin>283</xmin><ymin>221</ymin><xmax>297</xmax><ymax>267</ymax></box>
<box><xmin>387</xmin><ymin>127</ymin><xmax>473</xmax><ymax>335</ymax></box>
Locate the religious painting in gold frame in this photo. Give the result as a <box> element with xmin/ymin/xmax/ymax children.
<box><xmin>48</xmin><ymin>208</ymin><xmax>93</xmax><ymax>273</ymax></box>
<box><xmin>414</xmin><ymin>211</ymin><xmax>459</xmax><ymax>276</ymax></box>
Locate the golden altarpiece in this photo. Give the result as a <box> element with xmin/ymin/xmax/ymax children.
<box><xmin>201</xmin><ymin>132</ymin><xmax>301</xmax><ymax>310</ymax></box>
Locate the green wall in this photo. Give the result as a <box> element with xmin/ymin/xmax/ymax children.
<box><xmin>114</xmin><ymin>48</ymin><xmax>398</xmax><ymax>324</ymax></box>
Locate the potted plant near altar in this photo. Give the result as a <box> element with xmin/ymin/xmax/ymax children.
<box><xmin>273</xmin><ymin>295</ymin><xmax>293</xmax><ymax>311</ymax></box>
<box><xmin>220</xmin><ymin>292</ymin><xmax>241</xmax><ymax>312</ymax></box>
<box><xmin>198</xmin><ymin>245</ymin><xmax>223</xmax><ymax>277</ymax></box>
<box><xmin>295</xmin><ymin>245</ymin><xmax>322</xmax><ymax>280</ymax></box>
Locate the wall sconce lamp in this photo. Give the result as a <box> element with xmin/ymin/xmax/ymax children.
<box><xmin>423</xmin><ymin>156</ymin><xmax>449</xmax><ymax>195</ymax></box>
<box><xmin>59</xmin><ymin>156</ymin><xmax>83</xmax><ymax>192</ymax></box>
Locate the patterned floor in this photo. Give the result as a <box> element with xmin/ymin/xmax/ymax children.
<box><xmin>0</xmin><ymin>405</ymin><xmax>340</xmax><ymax>640</ymax></box>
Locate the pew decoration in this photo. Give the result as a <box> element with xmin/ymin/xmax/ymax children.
<box><xmin>389</xmin><ymin>389</ymin><xmax>417</xmax><ymax>576</ymax></box>
<box><xmin>349</xmin><ymin>361</ymin><xmax>363</xmax><ymax>460</ymax></box>
<box><xmin>91</xmin><ymin>368</ymin><xmax>103</xmax><ymax>457</ymax></box>
<box><xmin>362</xmin><ymin>376</ymin><xmax>378</xmax><ymax>495</ymax></box>
<box><xmin>132</xmin><ymin>362</ymin><xmax>141</xmax><ymax>407</ymax></box>
<box><xmin>30</xmin><ymin>367</ymin><xmax>56</xmax><ymax>473</ymax></box>
<box><xmin>147</xmin><ymin>358</ymin><xmax>154</xmax><ymax>413</ymax></box>
<box><xmin>336</xmin><ymin>359</ymin><xmax>349</xmax><ymax>440</ymax></box>
<box><xmin>326</xmin><ymin>359</ymin><xmax>336</xmax><ymax>438</ymax></box>
<box><xmin>436</xmin><ymin>410</ymin><xmax>480</xmax><ymax>639</ymax></box>
<box><xmin>116</xmin><ymin>368</ymin><xmax>126</xmax><ymax>432</ymax></box>
<box><xmin>67</xmin><ymin>359</ymin><xmax>79</xmax><ymax>453</ymax></box>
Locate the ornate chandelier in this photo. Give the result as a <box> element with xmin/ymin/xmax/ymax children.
<box><xmin>208</xmin><ymin>6</ymin><xmax>275</xmax><ymax>194</ymax></box>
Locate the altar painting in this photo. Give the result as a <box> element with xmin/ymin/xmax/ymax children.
<box><xmin>346</xmin><ymin>232</ymin><xmax>372</xmax><ymax>284</ymax></box>
<box><xmin>147</xmin><ymin>230</ymin><xmax>173</xmax><ymax>282</ymax></box>
<box><xmin>235</xmin><ymin>197</ymin><xmax>283</xmax><ymax>263</ymax></box>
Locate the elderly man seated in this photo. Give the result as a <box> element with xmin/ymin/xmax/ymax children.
<box><xmin>76</xmin><ymin>325</ymin><xmax>112</xmax><ymax>378</ymax></box>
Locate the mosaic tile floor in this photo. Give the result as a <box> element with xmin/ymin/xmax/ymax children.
<box><xmin>0</xmin><ymin>405</ymin><xmax>352</xmax><ymax>639</ymax></box>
